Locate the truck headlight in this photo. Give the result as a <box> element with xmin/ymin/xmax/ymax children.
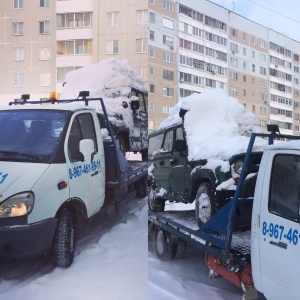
<box><xmin>0</xmin><ymin>192</ymin><xmax>34</xmax><ymax>218</ymax></box>
<box><xmin>233</xmin><ymin>160</ymin><xmax>244</xmax><ymax>174</ymax></box>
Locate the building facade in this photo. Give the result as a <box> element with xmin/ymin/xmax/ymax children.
<box><xmin>1</xmin><ymin>0</ymin><xmax>300</xmax><ymax>135</ymax></box>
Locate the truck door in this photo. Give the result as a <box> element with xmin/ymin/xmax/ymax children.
<box><xmin>66</xmin><ymin>112</ymin><xmax>105</xmax><ymax>217</ymax></box>
<box><xmin>258</xmin><ymin>151</ymin><xmax>300</xmax><ymax>299</ymax></box>
<box><xmin>169</xmin><ymin>126</ymin><xmax>189</xmax><ymax>196</ymax></box>
<box><xmin>149</xmin><ymin>129</ymin><xmax>173</xmax><ymax>193</ymax></box>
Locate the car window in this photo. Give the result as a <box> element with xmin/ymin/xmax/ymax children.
<box><xmin>149</xmin><ymin>133</ymin><xmax>164</xmax><ymax>155</ymax></box>
<box><xmin>162</xmin><ymin>130</ymin><xmax>174</xmax><ymax>152</ymax></box>
<box><xmin>176</xmin><ymin>127</ymin><xmax>183</xmax><ymax>140</ymax></box>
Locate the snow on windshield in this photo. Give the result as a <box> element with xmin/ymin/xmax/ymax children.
<box><xmin>60</xmin><ymin>58</ymin><xmax>146</xmax><ymax>132</ymax></box>
<box><xmin>158</xmin><ymin>89</ymin><xmax>267</xmax><ymax>162</ymax></box>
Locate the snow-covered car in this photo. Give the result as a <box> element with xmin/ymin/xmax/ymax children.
<box><xmin>148</xmin><ymin>89</ymin><xmax>267</xmax><ymax>227</ymax></box>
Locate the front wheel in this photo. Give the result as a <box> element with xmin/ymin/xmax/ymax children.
<box><xmin>148</xmin><ymin>190</ymin><xmax>165</xmax><ymax>212</ymax></box>
<box><xmin>53</xmin><ymin>208</ymin><xmax>75</xmax><ymax>268</ymax></box>
<box><xmin>195</xmin><ymin>182</ymin><xmax>218</xmax><ymax>227</ymax></box>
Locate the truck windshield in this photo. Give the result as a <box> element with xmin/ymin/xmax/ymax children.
<box><xmin>0</xmin><ymin>109</ymin><xmax>67</xmax><ymax>163</ymax></box>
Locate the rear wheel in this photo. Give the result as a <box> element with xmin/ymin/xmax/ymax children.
<box><xmin>148</xmin><ymin>191</ymin><xmax>165</xmax><ymax>212</ymax></box>
<box><xmin>135</xmin><ymin>176</ymin><xmax>147</xmax><ymax>198</ymax></box>
<box><xmin>53</xmin><ymin>209</ymin><xmax>75</xmax><ymax>268</ymax></box>
<box><xmin>195</xmin><ymin>182</ymin><xmax>218</xmax><ymax>227</ymax></box>
<box><xmin>174</xmin><ymin>239</ymin><xmax>187</xmax><ymax>259</ymax></box>
<box><xmin>154</xmin><ymin>228</ymin><xmax>177</xmax><ymax>260</ymax></box>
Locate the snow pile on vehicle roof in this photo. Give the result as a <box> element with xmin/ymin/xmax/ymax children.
<box><xmin>158</xmin><ymin>89</ymin><xmax>267</xmax><ymax>161</ymax></box>
<box><xmin>61</xmin><ymin>58</ymin><xmax>146</xmax><ymax>100</ymax></box>
<box><xmin>60</xmin><ymin>58</ymin><xmax>146</xmax><ymax>132</ymax></box>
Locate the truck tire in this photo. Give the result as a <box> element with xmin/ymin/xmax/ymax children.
<box><xmin>154</xmin><ymin>228</ymin><xmax>177</xmax><ymax>260</ymax></box>
<box><xmin>53</xmin><ymin>209</ymin><xmax>75</xmax><ymax>268</ymax></box>
<box><xmin>174</xmin><ymin>239</ymin><xmax>187</xmax><ymax>259</ymax></box>
<box><xmin>148</xmin><ymin>192</ymin><xmax>165</xmax><ymax>212</ymax></box>
<box><xmin>195</xmin><ymin>182</ymin><xmax>218</xmax><ymax>227</ymax></box>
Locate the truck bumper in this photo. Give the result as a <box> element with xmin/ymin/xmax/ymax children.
<box><xmin>0</xmin><ymin>218</ymin><xmax>57</xmax><ymax>259</ymax></box>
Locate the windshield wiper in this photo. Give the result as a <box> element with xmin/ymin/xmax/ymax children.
<box><xmin>0</xmin><ymin>151</ymin><xmax>43</xmax><ymax>161</ymax></box>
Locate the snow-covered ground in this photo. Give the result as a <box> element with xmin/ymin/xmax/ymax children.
<box><xmin>148</xmin><ymin>201</ymin><xmax>243</xmax><ymax>300</ymax></box>
<box><xmin>0</xmin><ymin>197</ymin><xmax>147</xmax><ymax>300</ymax></box>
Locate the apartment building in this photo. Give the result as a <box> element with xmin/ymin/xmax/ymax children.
<box><xmin>148</xmin><ymin>0</ymin><xmax>300</xmax><ymax>135</ymax></box>
<box><xmin>1</xmin><ymin>0</ymin><xmax>300</xmax><ymax>135</ymax></box>
<box><xmin>0</xmin><ymin>0</ymin><xmax>148</xmax><ymax>102</ymax></box>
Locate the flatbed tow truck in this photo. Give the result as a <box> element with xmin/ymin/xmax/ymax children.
<box><xmin>149</xmin><ymin>127</ymin><xmax>300</xmax><ymax>300</ymax></box>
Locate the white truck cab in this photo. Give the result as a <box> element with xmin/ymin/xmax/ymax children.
<box><xmin>252</xmin><ymin>141</ymin><xmax>300</xmax><ymax>300</ymax></box>
<box><xmin>0</xmin><ymin>103</ymin><xmax>105</xmax><ymax>267</ymax></box>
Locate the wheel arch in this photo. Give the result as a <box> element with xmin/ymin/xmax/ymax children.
<box><xmin>189</xmin><ymin>169</ymin><xmax>217</xmax><ymax>203</ymax></box>
<box><xmin>55</xmin><ymin>198</ymin><xmax>88</xmax><ymax>239</ymax></box>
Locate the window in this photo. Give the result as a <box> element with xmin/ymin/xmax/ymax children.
<box><xmin>294</xmin><ymin>54</ymin><xmax>299</xmax><ymax>61</ymax></box>
<box><xmin>40</xmin><ymin>73</ymin><xmax>51</xmax><ymax>86</ymax></box>
<box><xmin>251</xmin><ymin>36</ymin><xmax>255</xmax><ymax>45</ymax></box>
<box><xmin>163</xmin><ymin>0</ymin><xmax>174</xmax><ymax>12</ymax></box>
<box><xmin>295</xmin><ymin>113</ymin><xmax>300</xmax><ymax>120</ymax></box>
<box><xmin>149</xmin><ymin>12</ymin><xmax>155</xmax><ymax>23</ymax></box>
<box><xmin>137</xmin><ymin>10</ymin><xmax>147</xmax><ymax>24</ymax></box>
<box><xmin>149</xmin><ymin>102</ymin><xmax>154</xmax><ymax>112</ymax></box>
<box><xmin>68</xmin><ymin>113</ymin><xmax>97</xmax><ymax>162</ymax></box>
<box><xmin>243</xmin><ymin>47</ymin><xmax>247</xmax><ymax>56</ymax></box>
<box><xmin>12</xmin><ymin>22</ymin><xmax>23</xmax><ymax>35</ymax></box>
<box><xmin>230</xmin><ymin>57</ymin><xmax>238</xmax><ymax>67</ymax></box>
<box><xmin>295</xmin><ymin>66</ymin><xmax>299</xmax><ymax>74</ymax></box>
<box><xmin>163</xmin><ymin>18</ymin><xmax>173</xmax><ymax>29</ymax></box>
<box><xmin>13</xmin><ymin>73</ymin><xmax>24</xmax><ymax>86</ymax></box>
<box><xmin>150</xmin><ymin>84</ymin><xmax>155</xmax><ymax>93</ymax></box>
<box><xmin>57</xmin><ymin>66</ymin><xmax>81</xmax><ymax>82</ymax></box>
<box><xmin>163</xmin><ymin>52</ymin><xmax>173</xmax><ymax>63</ymax></box>
<box><xmin>230</xmin><ymin>43</ymin><xmax>238</xmax><ymax>53</ymax></box>
<box><xmin>230</xmin><ymin>28</ymin><xmax>238</xmax><ymax>37</ymax></box>
<box><xmin>149</xmin><ymin>133</ymin><xmax>164</xmax><ymax>155</ymax></box>
<box><xmin>260</xmin><ymin>120</ymin><xmax>266</xmax><ymax>127</ymax></box>
<box><xmin>243</xmin><ymin>61</ymin><xmax>247</xmax><ymax>69</ymax></box>
<box><xmin>107</xmin><ymin>12</ymin><xmax>119</xmax><ymax>26</ymax></box>
<box><xmin>149</xmin><ymin>48</ymin><xmax>155</xmax><ymax>58</ymax></box>
<box><xmin>260</xmin><ymin>40</ymin><xmax>266</xmax><ymax>49</ymax></box>
<box><xmin>163</xmin><ymin>105</ymin><xmax>172</xmax><ymax>115</ymax></box>
<box><xmin>260</xmin><ymin>53</ymin><xmax>266</xmax><ymax>62</ymax></box>
<box><xmin>40</xmin><ymin>0</ymin><xmax>50</xmax><ymax>7</ymax></box>
<box><xmin>163</xmin><ymin>87</ymin><xmax>174</xmax><ymax>97</ymax></box>
<box><xmin>252</xmin><ymin>105</ymin><xmax>255</xmax><ymax>112</ymax></box>
<box><xmin>163</xmin><ymin>69</ymin><xmax>174</xmax><ymax>81</ymax></box>
<box><xmin>149</xmin><ymin>0</ymin><xmax>154</xmax><ymax>4</ymax></box>
<box><xmin>243</xmin><ymin>33</ymin><xmax>247</xmax><ymax>41</ymax></box>
<box><xmin>39</xmin><ymin>21</ymin><xmax>50</xmax><ymax>34</ymax></box>
<box><xmin>260</xmin><ymin>80</ymin><xmax>266</xmax><ymax>88</ymax></box>
<box><xmin>136</xmin><ymin>39</ymin><xmax>147</xmax><ymax>53</ymax></box>
<box><xmin>57</xmin><ymin>12</ymin><xmax>93</xmax><ymax>28</ymax></box>
<box><xmin>14</xmin><ymin>0</ymin><xmax>24</xmax><ymax>9</ymax></box>
<box><xmin>149</xmin><ymin>30</ymin><xmax>155</xmax><ymax>41</ymax></box>
<box><xmin>243</xmin><ymin>89</ymin><xmax>247</xmax><ymax>96</ymax></box>
<box><xmin>252</xmin><ymin>78</ymin><xmax>255</xmax><ymax>85</ymax></box>
<box><xmin>295</xmin><ymin>90</ymin><xmax>299</xmax><ymax>97</ymax></box>
<box><xmin>295</xmin><ymin>126</ymin><xmax>300</xmax><ymax>132</ymax></box>
<box><xmin>230</xmin><ymin>72</ymin><xmax>238</xmax><ymax>80</ymax></box>
<box><xmin>162</xmin><ymin>130</ymin><xmax>173</xmax><ymax>151</ymax></box>
<box><xmin>106</xmin><ymin>40</ymin><xmax>119</xmax><ymax>54</ymax></box>
<box><xmin>243</xmin><ymin>75</ymin><xmax>247</xmax><ymax>83</ymax></box>
<box><xmin>260</xmin><ymin>106</ymin><xmax>267</xmax><ymax>115</ymax></box>
<box><xmin>163</xmin><ymin>35</ymin><xmax>174</xmax><ymax>46</ymax></box>
<box><xmin>149</xmin><ymin>66</ymin><xmax>154</xmax><ymax>76</ymax></box>
<box><xmin>269</xmin><ymin>155</ymin><xmax>300</xmax><ymax>221</ymax></box>
<box><xmin>39</xmin><ymin>47</ymin><xmax>50</xmax><ymax>60</ymax></box>
<box><xmin>230</xmin><ymin>87</ymin><xmax>238</xmax><ymax>95</ymax></box>
<box><xmin>252</xmin><ymin>64</ymin><xmax>256</xmax><ymax>72</ymax></box>
<box><xmin>13</xmin><ymin>47</ymin><xmax>24</xmax><ymax>61</ymax></box>
<box><xmin>260</xmin><ymin>67</ymin><xmax>267</xmax><ymax>76</ymax></box>
<box><xmin>294</xmin><ymin>101</ymin><xmax>299</xmax><ymax>109</ymax></box>
<box><xmin>57</xmin><ymin>40</ymin><xmax>92</xmax><ymax>55</ymax></box>
<box><xmin>295</xmin><ymin>78</ymin><xmax>299</xmax><ymax>85</ymax></box>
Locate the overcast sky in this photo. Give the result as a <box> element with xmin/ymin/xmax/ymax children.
<box><xmin>209</xmin><ymin>0</ymin><xmax>300</xmax><ymax>41</ymax></box>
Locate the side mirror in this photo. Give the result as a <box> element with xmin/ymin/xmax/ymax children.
<box><xmin>174</xmin><ymin>139</ymin><xmax>185</xmax><ymax>152</ymax></box>
<box><xmin>79</xmin><ymin>139</ymin><xmax>94</xmax><ymax>162</ymax></box>
<box><xmin>130</xmin><ymin>99</ymin><xmax>140</xmax><ymax>112</ymax></box>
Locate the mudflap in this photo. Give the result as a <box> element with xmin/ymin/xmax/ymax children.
<box><xmin>205</xmin><ymin>253</ymin><xmax>258</xmax><ymax>299</ymax></box>
<box><xmin>104</xmin><ymin>188</ymin><xmax>136</xmax><ymax>214</ymax></box>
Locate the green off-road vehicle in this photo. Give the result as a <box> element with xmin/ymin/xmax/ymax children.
<box><xmin>148</xmin><ymin>114</ymin><xmax>263</xmax><ymax>227</ymax></box>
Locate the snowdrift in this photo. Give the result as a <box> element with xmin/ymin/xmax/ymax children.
<box><xmin>158</xmin><ymin>89</ymin><xmax>267</xmax><ymax>161</ymax></box>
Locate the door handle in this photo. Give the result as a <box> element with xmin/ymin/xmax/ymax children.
<box><xmin>170</xmin><ymin>159</ymin><xmax>178</xmax><ymax>165</ymax></box>
<box><xmin>91</xmin><ymin>171</ymin><xmax>99</xmax><ymax>177</ymax></box>
<box><xmin>159</xmin><ymin>160</ymin><xmax>165</xmax><ymax>166</ymax></box>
